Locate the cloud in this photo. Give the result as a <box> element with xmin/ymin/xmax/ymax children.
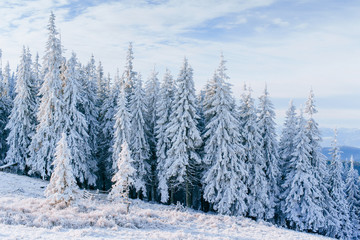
<box><xmin>1</xmin><ymin>0</ymin><xmax>360</xmax><ymax>129</ymax></box>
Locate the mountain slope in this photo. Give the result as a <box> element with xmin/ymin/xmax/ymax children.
<box><xmin>0</xmin><ymin>172</ymin><xmax>330</xmax><ymax>240</ymax></box>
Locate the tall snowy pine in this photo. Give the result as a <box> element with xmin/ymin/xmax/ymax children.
<box><xmin>145</xmin><ymin>69</ymin><xmax>160</xmax><ymax>201</ymax></box>
<box><xmin>45</xmin><ymin>133</ymin><xmax>80</xmax><ymax>206</ymax></box>
<box><xmin>305</xmin><ymin>90</ymin><xmax>337</xmax><ymax>234</ymax></box>
<box><xmin>165</xmin><ymin>58</ymin><xmax>202</xmax><ymax>207</ymax></box>
<box><xmin>281</xmin><ymin>110</ymin><xmax>324</xmax><ymax>232</ymax></box>
<box><xmin>239</xmin><ymin>85</ymin><xmax>270</xmax><ymax>220</ymax></box>
<box><xmin>202</xmin><ymin>56</ymin><xmax>248</xmax><ymax>215</ymax></box>
<box><xmin>257</xmin><ymin>85</ymin><xmax>279</xmax><ymax>221</ymax></box>
<box><xmin>29</xmin><ymin>12</ymin><xmax>64</xmax><ymax>178</ymax></box>
<box><xmin>129</xmin><ymin>74</ymin><xmax>150</xmax><ymax>198</ymax></box>
<box><xmin>327</xmin><ymin>128</ymin><xmax>351</xmax><ymax>239</ymax></box>
<box><xmin>4</xmin><ymin>47</ymin><xmax>37</xmax><ymax>172</ymax></box>
<box><xmin>112</xmin><ymin>83</ymin><xmax>131</xmax><ymax>172</ymax></box>
<box><xmin>345</xmin><ymin>156</ymin><xmax>360</xmax><ymax>239</ymax></box>
<box><xmin>61</xmin><ymin>53</ymin><xmax>97</xmax><ymax>186</ymax></box>
<box><xmin>108</xmin><ymin>141</ymin><xmax>135</xmax><ymax>201</ymax></box>
<box><xmin>155</xmin><ymin>69</ymin><xmax>175</xmax><ymax>203</ymax></box>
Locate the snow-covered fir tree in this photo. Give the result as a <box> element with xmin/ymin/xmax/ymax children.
<box><xmin>129</xmin><ymin>74</ymin><xmax>150</xmax><ymax>198</ymax></box>
<box><xmin>82</xmin><ymin>55</ymin><xmax>100</xmax><ymax>164</ymax></box>
<box><xmin>145</xmin><ymin>68</ymin><xmax>160</xmax><ymax>201</ymax></box>
<box><xmin>257</xmin><ymin>85</ymin><xmax>279</xmax><ymax>221</ymax></box>
<box><xmin>281</xmin><ymin>110</ymin><xmax>324</xmax><ymax>232</ymax></box>
<box><xmin>304</xmin><ymin>89</ymin><xmax>336</xmax><ymax>234</ymax></box>
<box><xmin>108</xmin><ymin>141</ymin><xmax>135</xmax><ymax>201</ymax></box>
<box><xmin>28</xmin><ymin>12</ymin><xmax>64</xmax><ymax>178</ymax></box>
<box><xmin>239</xmin><ymin>85</ymin><xmax>270</xmax><ymax>220</ymax></box>
<box><xmin>33</xmin><ymin>52</ymin><xmax>43</xmax><ymax>90</ymax></box>
<box><xmin>97</xmin><ymin>73</ymin><xmax>114</xmax><ymax>190</ymax></box>
<box><xmin>61</xmin><ymin>53</ymin><xmax>97</xmax><ymax>186</ymax></box>
<box><xmin>0</xmin><ymin>81</ymin><xmax>11</xmax><ymax>164</ymax></box>
<box><xmin>4</xmin><ymin>47</ymin><xmax>37</xmax><ymax>173</ymax></box>
<box><xmin>345</xmin><ymin>155</ymin><xmax>360</xmax><ymax>239</ymax></box>
<box><xmin>165</xmin><ymin>58</ymin><xmax>202</xmax><ymax>207</ymax></box>
<box><xmin>327</xmin><ymin>128</ymin><xmax>351</xmax><ymax>239</ymax></box>
<box><xmin>3</xmin><ymin>62</ymin><xmax>15</xmax><ymax>100</ymax></box>
<box><xmin>278</xmin><ymin>100</ymin><xmax>297</xmax><ymax>224</ymax></box>
<box><xmin>202</xmin><ymin>56</ymin><xmax>248</xmax><ymax>215</ymax></box>
<box><xmin>155</xmin><ymin>69</ymin><xmax>175</xmax><ymax>203</ymax></box>
<box><xmin>45</xmin><ymin>133</ymin><xmax>80</xmax><ymax>206</ymax></box>
<box><xmin>123</xmin><ymin>42</ymin><xmax>136</xmax><ymax>96</ymax></box>
<box><xmin>96</xmin><ymin>61</ymin><xmax>106</xmax><ymax>102</ymax></box>
<box><xmin>112</xmin><ymin>83</ymin><xmax>131</xmax><ymax>172</ymax></box>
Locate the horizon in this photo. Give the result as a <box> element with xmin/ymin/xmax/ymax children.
<box><xmin>1</xmin><ymin>0</ymin><xmax>359</xmax><ymax>129</ymax></box>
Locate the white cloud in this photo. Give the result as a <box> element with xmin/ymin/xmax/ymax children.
<box><xmin>0</xmin><ymin>0</ymin><xmax>360</xmax><ymax>128</ymax></box>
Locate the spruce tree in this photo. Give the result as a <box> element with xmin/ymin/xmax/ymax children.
<box><xmin>281</xmin><ymin>110</ymin><xmax>324</xmax><ymax>232</ymax></box>
<box><xmin>239</xmin><ymin>85</ymin><xmax>269</xmax><ymax>220</ymax></box>
<box><xmin>4</xmin><ymin>47</ymin><xmax>37</xmax><ymax>172</ymax></box>
<box><xmin>305</xmin><ymin>89</ymin><xmax>336</xmax><ymax>234</ymax></box>
<box><xmin>278</xmin><ymin>101</ymin><xmax>297</xmax><ymax>224</ymax></box>
<box><xmin>123</xmin><ymin>42</ymin><xmax>136</xmax><ymax>96</ymax></box>
<box><xmin>28</xmin><ymin>12</ymin><xmax>64</xmax><ymax>178</ymax></box>
<box><xmin>62</xmin><ymin>53</ymin><xmax>97</xmax><ymax>186</ymax></box>
<box><xmin>327</xmin><ymin>129</ymin><xmax>351</xmax><ymax>239</ymax></box>
<box><xmin>165</xmin><ymin>58</ymin><xmax>202</xmax><ymax>207</ymax></box>
<box><xmin>202</xmin><ymin>56</ymin><xmax>247</xmax><ymax>215</ymax></box>
<box><xmin>129</xmin><ymin>74</ymin><xmax>150</xmax><ymax>198</ymax></box>
<box><xmin>155</xmin><ymin>69</ymin><xmax>175</xmax><ymax>203</ymax></box>
<box><xmin>346</xmin><ymin>156</ymin><xmax>360</xmax><ymax>239</ymax></box>
<box><xmin>112</xmin><ymin>84</ymin><xmax>131</xmax><ymax>172</ymax></box>
<box><xmin>108</xmin><ymin>141</ymin><xmax>135</xmax><ymax>201</ymax></box>
<box><xmin>97</xmin><ymin>73</ymin><xmax>114</xmax><ymax>190</ymax></box>
<box><xmin>257</xmin><ymin>85</ymin><xmax>279</xmax><ymax>221</ymax></box>
<box><xmin>83</xmin><ymin>55</ymin><xmax>100</xmax><ymax>164</ymax></box>
<box><xmin>145</xmin><ymin>69</ymin><xmax>160</xmax><ymax>201</ymax></box>
<box><xmin>45</xmin><ymin>133</ymin><xmax>80</xmax><ymax>206</ymax></box>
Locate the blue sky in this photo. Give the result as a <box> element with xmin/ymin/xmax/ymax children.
<box><xmin>0</xmin><ymin>0</ymin><xmax>359</xmax><ymax>128</ymax></box>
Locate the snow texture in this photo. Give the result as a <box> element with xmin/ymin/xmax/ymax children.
<box><xmin>0</xmin><ymin>171</ymin><xmax>330</xmax><ymax>240</ymax></box>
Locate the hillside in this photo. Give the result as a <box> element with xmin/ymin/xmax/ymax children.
<box><xmin>0</xmin><ymin>172</ymin><xmax>330</xmax><ymax>240</ymax></box>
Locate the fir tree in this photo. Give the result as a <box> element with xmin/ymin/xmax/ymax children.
<box><xmin>112</xmin><ymin>84</ymin><xmax>131</xmax><ymax>171</ymax></box>
<box><xmin>239</xmin><ymin>85</ymin><xmax>270</xmax><ymax>220</ymax></box>
<box><xmin>45</xmin><ymin>133</ymin><xmax>80</xmax><ymax>206</ymax></box>
<box><xmin>278</xmin><ymin>100</ymin><xmax>297</xmax><ymax>224</ymax></box>
<box><xmin>33</xmin><ymin>52</ymin><xmax>43</xmax><ymax>89</ymax></box>
<box><xmin>281</xmin><ymin>110</ymin><xmax>324</xmax><ymax>232</ymax></box>
<box><xmin>123</xmin><ymin>42</ymin><xmax>136</xmax><ymax>96</ymax></box>
<box><xmin>28</xmin><ymin>12</ymin><xmax>64</xmax><ymax>178</ymax></box>
<box><xmin>346</xmin><ymin>156</ymin><xmax>360</xmax><ymax>239</ymax></box>
<box><xmin>327</xmin><ymin>128</ymin><xmax>351</xmax><ymax>239</ymax></box>
<box><xmin>129</xmin><ymin>74</ymin><xmax>150</xmax><ymax>198</ymax></box>
<box><xmin>305</xmin><ymin>89</ymin><xmax>336</xmax><ymax>234</ymax></box>
<box><xmin>3</xmin><ymin>62</ymin><xmax>15</xmax><ymax>100</ymax></box>
<box><xmin>83</xmin><ymin>55</ymin><xmax>100</xmax><ymax>165</ymax></box>
<box><xmin>97</xmin><ymin>73</ymin><xmax>114</xmax><ymax>190</ymax></box>
<box><xmin>4</xmin><ymin>47</ymin><xmax>37</xmax><ymax>172</ymax></box>
<box><xmin>62</xmin><ymin>53</ymin><xmax>97</xmax><ymax>186</ymax></box>
<box><xmin>202</xmin><ymin>56</ymin><xmax>248</xmax><ymax>215</ymax></box>
<box><xmin>145</xmin><ymin>68</ymin><xmax>160</xmax><ymax>201</ymax></box>
<box><xmin>257</xmin><ymin>85</ymin><xmax>279</xmax><ymax>221</ymax></box>
<box><xmin>108</xmin><ymin>141</ymin><xmax>135</xmax><ymax>201</ymax></box>
<box><xmin>165</xmin><ymin>58</ymin><xmax>202</xmax><ymax>207</ymax></box>
<box><xmin>155</xmin><ymin>69</ymin><xmax>175</xmax><ymax>203</ymax></box>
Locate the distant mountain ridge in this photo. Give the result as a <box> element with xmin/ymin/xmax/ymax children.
<box><xmin>320</xmin><ymin>128</ymin><xmax>360</xmax><ymax>148</ymax></box>
<box><xmin>322</xmin><ymin>146</ymin><xmax>360</xmax><ymax>162</ymax></box>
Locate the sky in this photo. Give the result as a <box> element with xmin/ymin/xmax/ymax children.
<box><xmin>0</xmin><ymin>0</ymin><xmax>359</xmax><ymax>129</ymax></box>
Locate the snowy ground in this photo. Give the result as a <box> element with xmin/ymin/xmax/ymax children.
<box><xmin>0</xmin><ymin>172</ymin><xmax>331</xmax><ymax>240</ymax></box>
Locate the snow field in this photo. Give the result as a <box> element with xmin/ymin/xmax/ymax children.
<box><xmin>0</xmin><ymin>172</ymin><xmax>331</xmax><ymax>239</ymax></box>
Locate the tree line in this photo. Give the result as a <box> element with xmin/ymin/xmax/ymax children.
<box><xmin>0</xmin><ymin>12</ymin><xmax>359</xmax><ymax>239</ymax></box>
